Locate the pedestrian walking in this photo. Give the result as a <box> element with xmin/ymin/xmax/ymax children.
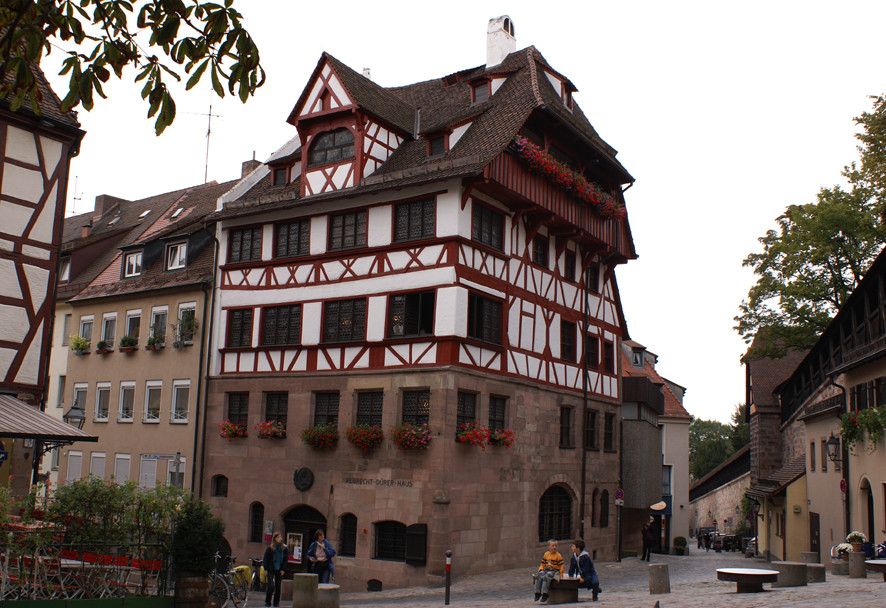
<box><xmin>641</xmin><ymin>517</ymin><xmax>655</xmax><ymax>561</ymax></box>
<box><xmin>262</xmin><ymin>532</ymin><xmax>287</xmax><ymax>607</ymax></box>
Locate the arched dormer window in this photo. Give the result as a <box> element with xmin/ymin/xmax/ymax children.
<box><xmin>308</xmin><ymin>128</ymin><xmax>354</xmax><ymax>167</ymax></box>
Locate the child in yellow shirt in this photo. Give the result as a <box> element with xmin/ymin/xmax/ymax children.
<box><xmin>533</xmin><ymin>539</ymin><xmax>564</xmax><ymax>602</ymax></box>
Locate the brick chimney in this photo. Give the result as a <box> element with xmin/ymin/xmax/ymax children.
<box><xmin>241</xmin><ymin>159</ymin><xmax>261</xmax><ymax>177</ymax></box>
<box><xmin>486</xmin><ymin>15</ymin><xmax>516</xmax><ymax>69</ymax></box>
<box><xmin>81</xmin><ymin>219</ymin><xmax>92</xmax><ymax>238</ymax></box>
<box><xmin>93</xmin><ymin>194</ymin><xmax>127</xmax><ymax>222</ymax></box>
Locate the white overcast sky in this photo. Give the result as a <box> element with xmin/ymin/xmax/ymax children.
<box><xmin>40</xmin><ymin>0</ymin><xmax>886</xmax><ymax>423</ymax></box>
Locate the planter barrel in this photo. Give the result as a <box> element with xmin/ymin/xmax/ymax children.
<box><xmin>851</xmin><ymin>542</ymin><xmax>863</xmax><ymax>552</ymax></box>
<box><xmin>175</xmin><ymin>572</ymin><xmax>209</xmax><ymax>608</ymax></box>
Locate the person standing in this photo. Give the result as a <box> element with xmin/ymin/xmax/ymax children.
<box><xmin>262</xmin><ymin>532</ymin><xmax>287</xmax><ymax>607</ymax></box>
<box><xmin>568</xmin><ymin>539</ymin><xmax>601</xmax><ymax>601</ymax></box>
<box><xmin>307</xmin><ymin>530</ymin><xmax>336</xmax><ymax>584</ymax></box>
<box><xmin>641</xmin><ymin>517</ymin><xmax>655</xmax><ymax>561</ymax></box>
<box><xmin>533</xmin><ymin>539</ymin><xmax>564</xmax><ymax>602</ymax></box>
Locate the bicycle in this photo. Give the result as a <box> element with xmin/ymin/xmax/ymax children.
<box><xmin>208</xmin><ymin>552</ymin><xmax>248</xmax><ymax>608</ymax></box>
<box><xmin>249</xmin><ymin>557</ymin><xmax>265</xmax><ymax>592</ymax></box>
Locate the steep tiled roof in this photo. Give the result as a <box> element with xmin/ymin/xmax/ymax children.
<box><xmin>749</xmin><ymin>453</ymin><xmax>806</xmax><ymax>497</ymax></box>
<box><xmin>621</xmin><ymin>348</ymin><xmax>691</xmax><ymax>420</ymax></box>
<box><xmin>1</xmin><ymin>61</ymin><xmax>81</xmax><ymax>130</ymax></box>
<box><xmin>746</xmin><ymin>340</ymin><xmax>808</xmax><ymax>408</ymax></box>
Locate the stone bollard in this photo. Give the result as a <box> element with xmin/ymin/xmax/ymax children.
<box><xmin>281</xmin><ymin>578</ymin><xmax>293</xmax><ymax>602</ymax></box>
<box><xmin>648</xmin><ymin>563</ymin><xmax>670</xmax><ymax>594</ymax></box>
<box><xmin>292</xmin><ymin>572</ymin><xmax>319</xmax><ymax>608</ymax></box>
<box><xmin>772</xmin><ymin>561</ymin><xmax>807</xmax><ymax>587</ymax></box>
<box><xmin>831</xmin><ymin>559</ymin><xmax>849</xmax><ymax>576</ymax></box>
<box><xmin>806</xmin><ymin>563</ymin><xmax>827</xmax><ymax>583</ymax></box>
<box><xmin>317</xmin><ymin>583</ymin><xmax>341</xmax><ymax>608</ymax></box>
<box><xmin>849</xmin><ymin>551</ymin><xmax>867</xmax><ymax>579</ymax></box>
<box><xmin>801</xmin><ymin>551</ymin><xmax>820</xmax><ymax>564</ymax></box>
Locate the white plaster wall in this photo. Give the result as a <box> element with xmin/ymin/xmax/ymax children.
<box><xmin>5</xmin><ymin>126</ymin><xmax>38</xmax><ymax>164</ymax></box>
<box><xmin>450</xmin><ymin>123</ymin><xmax>471</xmax><ymax>149</ymax></box>
<box><xmin>367</xmin><ymin>206</ymin><xmax>389</xmax><ymax>248</ymax></box>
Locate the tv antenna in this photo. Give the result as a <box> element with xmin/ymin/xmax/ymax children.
<box><xmin>69</xmin><ymin>175</ymin><xmax>82</xmax><ymax>216</ymax></box>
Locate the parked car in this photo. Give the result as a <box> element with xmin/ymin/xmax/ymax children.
<box><xmin>711</xmin><ymin>533</ymin><xmax>740</xmax><ymax>551</ymax></box>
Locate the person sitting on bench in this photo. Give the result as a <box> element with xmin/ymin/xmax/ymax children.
<box><xmin>533</xmin><ymin>539</ymin><xmax>564</xmax><ymax>602</ymax></box>
<box><xmin>568</xmin><ymin>539</ymin><xmax>601</xmax><ymax>601</ymax></box>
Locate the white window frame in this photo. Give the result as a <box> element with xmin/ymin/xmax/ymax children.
<box><xmin>113</xmin><ymin>454</ymin><xmax>131</xmax><ymax>483</ymax></box>
<box><xmin>66</xmin><ymin>451</ymin><xmax>82</xmax><ymax>483</ymax></box>
<box><xmin>166</xmin><ymin>242</ymin><xmax>188</xmax><ymax>270</ymax></box>
<box><xmin>56</xmin><ymin>375</ymin><xmax>66</xmax><ymax>408</ymax></box>
<box><xmin>90</xmin><ymin>452</ymin><xmax>106</xmax><ymax>479</ymax></box>
<box><xmin>73</xmin><ymin>383</ymin><xmax>88</xmax><ymax>412</ymax></box>
<box><xmin>119</xmin><ymin>382</ymin><xmax>136</xmax><ymax>422</ymax></box>
<box><xmin>124</xmin><ymin>251</ymin><xmax>143</xmax><ymax>277</ymax></box>
<box><xmin>138</xmin><ymin>455</ymin><xmax>158</xmax><ymax>489</ymax></box>
<box><xmin>79</xmin><ymin>316</ymin><xmax>94</xmax><ymax>342</ymax></box>
<box><xmin>177</xmin><ymin>303</ymin><xmax>197</xmax><ymax>343</ymax></box>
<box><xmin>125</xmin><ymin>309</ymin><xmax>142</xmax><ymax>340</ymax></box>
<box><xmin>59</xmin><ymin>258</ymin><xmax>71</xmax><ymax>281</ymax></box>
<box><xmin>95</xmin><ymin>382</ymin><xmax>111</xmax><ymax>421</ymax></box>
<box><xmin>171</xmin><ymin>379</ymin><xmax>190</xmax><ymax>422</ymax></box>
<box><xmin>144</xmin><ymin>381</ymin><xmax>162</xmax><ymax>423</ymax></box>
<box><xmin>61</xmin><ymin>314</ymin><xmax>71</xmax><ymax>345</ymax></box>
<box><xmin>150</xmin><ymin>306</ymin><xmax>169</xmax><ymax>344</ymax></box>
<box><xmin>101</xmin><ymin>313</ymin><xmax>117</xmax><ymax>348</ymax></box>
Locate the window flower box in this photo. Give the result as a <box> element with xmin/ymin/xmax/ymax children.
<box><xmin>119</xmin><ymin>336</ymin><xmax>138</xmax><ymax>352</ymax></box>
<box><xmin>219</xmin><ymin>419</ymin><xmax>247</xmax><ymax>441</ymax></box>
<box><xmin>840</xmin><ymin>408</ymin><xmax>886</xmax><ymax>453</ymax></box>
<box><xmin>301</xmin><ymin>423</ymin><xmax>338</xmax><ymax>451</ymax></box>
<box><xmin>95</xmin><ymin>341</ymin><xmax>112</xmax><ymax>355</ymax></box>
<box><xmin>69</xmin><ymin>335</ymin><xmax>90</xmax><ymax>355</ymax></box>
<box><xmin>391</xmin><ymin>422</ymin><xmax>432</xmax><ymax>451</ymax></box>
<box><xmin>456</xmin><ymin>422</ymin><xmax>490</xmax><ymax>450</ymax></box>
<box><xmin>488</xmin><ymin>427</ymin><xmax>515</xmax><ymax>448</ymax></box>
<box><xmin>345</xmin><ymin>424</ymin><xmax>384</xmax><ymax>453</ymax></box>
<box><xmin>257</xmin><ymin>420</ymin><xmax>287</xmax><ymax>439</ymax></box>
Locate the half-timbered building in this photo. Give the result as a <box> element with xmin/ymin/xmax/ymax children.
<box><xmin>204</xmin><ymin>17</ymin><xmax>637</xmax><ymax>589</ymax></box>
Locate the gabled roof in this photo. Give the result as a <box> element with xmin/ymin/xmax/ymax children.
<box><xmin>621</xmin><ymin>346</ymin><xmax>691</xmax><ymax>420</ymax></box>
<box><xmin>1</xmin><ymin>61</ymin><xmax>81</xmax><ymax>131</ymax></box>
<box><xmin>746</xmin><ymin>338</ymin><xmax>809</xmax><ymax>408</ymax></box>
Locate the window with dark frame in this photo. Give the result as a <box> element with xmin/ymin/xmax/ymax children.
<box><xmin>394</xmin><ymin>198</ymin><xmax>435</xmax><ymax>242</ymax></box>
<box><xmin>604</xmin><ymin>413</ymin><xmax>615</xmax><ymax>451</ymax></box>
<box><xmin>467</xmin><ymin>293</ymin><xmax>502</xmax><ymax>344</ymax></box>
<box><xmin>323</xmin><ymin>298</ymin><xmax>366</xmax><ymax>342</ymax></box>
<box><xmin>456</xmin><ymin>392</ymin><xmax>477</xmax><ymax>433</ymax></box>
<box><xmin>272</xmin><ymin>167</ymin><xmax>288</xmax><ymax>186</ymax></box>
<box><xmin>313</xmin><ymin>392</ymin><xmax>339</xmax><ymax>426</ymax></box>
<box><xmin>308</xmin><ymin>128</ymin><xmax>355</xmax><ymax>167</ymax></box>
<box><xmin>261</xmin><ymin>304</ymin><xmax>302</xmax><ymax>346</ymax></box>
<box><xmin>603</xmin><ymin>340</ymin><xmax>614</xmax><ymax>374</ymax></box>
<box><xmin>388</xmin><ymin>291</ymin><xmax>435</xmax><ymax>337</ymax></box>
<box><xmin>472</xmin><ymin>203</ymin><xmax>504</xmax><ymax>251</ymax></box>
<box><xmin>532</xmin><ymin>236</ymin><xmax>548</xmax><ymax>267</ymax></box>
<box><xmin>564</xmin><ymin>251</ymin><xmax>576</xmax><ymax>282</ymax></box>
<box><xmin>489</xmin><ymin>396</ymin><xmax>507</xmax><ymax>431</ymax></box>
<box><xmin>561</xmin><ymin>320</ymin><xmax>576</xmax><ymax>362</ymax></box>
<box><xmin>264</xmin><ymin>392</ymin><xmax>288</xmax><ymax>427</ymax></box>
<box><xmin>356</xmin><ymin>391</ymin><xmax>384</xmax><ymax>426</ymax></box>
<box><xmin>227</xmin><ymin>309</ymin><xmax>253</xmax><ymax>348</ymax></box>
<box><xmin>599</xmin><ymin>490</ymin><xmax>610</xmax><ymax>527</ymax></box>
<box><xmin>428</xmin><ymin>135</ymin><xmax>446</xmax><ymax>156</ymax></box>
<box><xmin>538</xmin><ymin>486</ymin><xmax>572</xmax><ymax>542</ymax></box>
<box><xmin>339</xmin><ymin>513</ymin><xmax>357</xmax><ymax>557</ymax></box>
<box><xmin>211</xmin><ymin>475</ymin><xmax>228</xmax><ymax>497</ymax></box>
<box><xmin>374</xmin><ymin>520</ymin><xmax>407</xmax><ymax>560</ymax></box>
<box><xmin>329</xmin><ymin>210</ymin><xmax>367</xmax><ymax>250</ymax></box>
<box><xmin>472</xmin><ymin>81</ymin><xmax>489</xmax><ymax>104</ymax></box>
<box><xmin>402</xmin><ymin>390</ymin><xmax>430</xmax><ymax>425</ymax></box>
<box><xmin>249</xmin><ymin>502</ymin><xmax>264</xmax><ymax>543</ymax></box>
<box><xmin>228</xmin><ymin>227</ymin><xmax>263</xmax><ymax>263</ymax></box>
<box><xmin>586</xmin><ymin>263</ymin><xmax>600</xmax><ymax>293</ymax></box>
<box><xmin>559</xmin><ymin>406</ymin><xmax>574</xmax><ymax>448</ymax></box>
<box><xmin>586</xmin><ymin>336</ymin><xmax>599</xmax><ymax>370</ymax></box>
<box><xmin>586</xmin><ymin>410</ymin><xmax>598</xmax><ymax>450</ymax></box>
<box><xmin>275</xmin><ymin>219</ymin><xmax>310</xmax><ymax>258</ymax></box>
<box><xmin>226</xmin><ymin>393</ymin><xmax>249</xmax><ymax>426</ymax></box>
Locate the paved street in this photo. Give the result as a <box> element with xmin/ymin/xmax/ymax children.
<box><xmin>246</xmin><ymin>548</ymin><xmax>886</xmax><ymax>607</ymax></box>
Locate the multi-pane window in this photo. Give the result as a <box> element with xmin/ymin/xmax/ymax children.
<box><xmin>586</xmin><ymin>336</ymin><xmax>599</xmax><ymax>370</ymax></box>
<box><xmin>178</xmin><ymin>305</ymin><xmax>196</xmax><ymax>342</ymax></box>
<box><xmin>559</xmin><ymin>406</ymin><xmax>573</xmax><ymax>448</ymax></box>
<box><xmin>662</xmin><ymin>465</ymin><xmax>672</xmax><ymax>496</ymax></box>
<box><xmin>249</xmin><ymin>502</ymin><xmax>264</xmax><ymax>543</ymax></box>
<box><xmin>150</xmin><ymin>308</ymin><xmax>167</xmax><ymax>343</ymax></box>
<box><xmin>228</xmin><ymin>226</ymin><xmax>263</xmax><ymax>263</ymax></box>
<box><xmin>602</xmin><ymin>340</ymin><xmax>614</xmax><ymax>374</ymax></box>
<box><xmin>227</xmin><ymin>309</ymin><xmax>253</xmax><ymax>348</ymax></box>
<box><xmin>308</xmin><ymin>128</ymin><xmax>355</xmax><ymax>166</ymax></box>
<box><xmin>402</xmin><ymin>390</ymin><xmax>430</xmax><ymax>425</ymax></box>
<box><xmin>585</xmin><ymin>410</ymin><xmax>598</xmax><ymax>450</ymax></box>
<box><xmin>172</xmin><ymin>380</ymin><xmax>190</xmax><ymax>421</ymax></box>
<box><xmin>323</xmin><ymin>299</ymin><xmax>366</xmax><ymax>342</ymax></box>
<box><xmin>95</xmin><ymin>383</ymin><xmax>110</xmax><ymax>420</ymax></box>
<box><xmin>339</xmin><ymin>514</ymin><xmax>357</xmax><ymax>557</ymax></box>
<box><xmin>275</xmin><ymin>219</ymin><xmax>310</xmax><ymax>258</ymax></box>
<box><xmin>328</xmin><ymin>210</ymin><xmax>367</xmax><ymax>250</ymax></box>
<box><xmin>261</xmin><ymin>305</ymin><xmax>302</xmax><ymax>346</ymax></box>
<box><xmin>472</xmin><ymin>203</ymin><xmax>503</xmax><ymax>251</ymax></box>
<box><xmin>166</xmin><ymin>242</ymin><xmax>187</xmax><ymax>270</ymax></box>
<box><xmin>388</xmin><ymin>291</ymin><xmax>435</xmax><ymax>337</ymax></box>
<box><xmin>101</xmin><ymin>314</ymin><xmax>116</xmax><ymax>346</ymax></box>
<box><xmin>428</xmin><ymin>135</ymin><xmax>445</xmax><ymax>156</ymax></box>
<box><xmin>265</xmin><ymin>392</ymin><xmax>288</xmax><ymax>427</ymax></box>
<box><xmin>604</xmin><ymin>413</ymin><xmax>615</xmax><ymax>450</ymax></box>
<box><xmin>532</xmin><ymin>236</ymin><xmax>548</xmax><ymax>267</ymax></box>
<box><xmin>561</xmin><ymin>321</ymin><xmax>576</xmax><ymax>362</ymax></box>
<box><xmin>467</xmin><ymin>293</ymin><xmax>502</xmax><ymax>344</ymax></box>
<box><xmin>145</xmin><ymin>382</ymin><xmax>162</xmax><ymax>421</ymax></box>
<box><xmin>563</xmin><ymin>251</ymin><xmax>576</xmax><ymax>282</ymax></box>
<box><xmin>79</xmin><ymin>317</ymin><xmax>93</xmax><ymax>342</ymax></box>
<box><xmin>375</xmin><ymin>520</ymin><xmax>407</xmax><ymax>560</ymax></box>
<box><xmin>124</xmin><ymin>251</ymin><xmax>142</xmax><ymax>277</ymax></box>
<box><xmin>394</xmin><ymin>198</ymin><xmax>435</xmax><ymax>242</ymax></box>
<box><xmin>119</xmin><ymin>383</ymin><xmax>135</xmax><ymax>421</ymax></box>
<box><xmin>314</xmin><ymin>392</ymin><xmax>339</xmax><ymax>426</ymax></box>
<box><xmin>472</xmin><ymin>81</ymin><xmax>489</xmax><ymax>103</ymax></box>
<box><xmin>489</xmin><ymin>396</ymin><xmax>507</xmax><ymax>431</ymax></box>
<box><xmin>227</xmin><ymin>393</ymin><xmax>249</xmax><ymax>426</ymax></box>
<box><xmin>272</xmin><ymin>167</ymin><xmax>287</xmax><ymax>186</ymax></box>
<box><xmin>538</xmin><ymin>486</ymin><xmax>572</xmax><ymax>542</ymax></box>
<box><xmin>586</xmin><ymin>263</ymin><xmax>600</xmax><ymax>293</ymax></box>
<box><xmin>211</xmin><ymin>475</ymin><xmax>229</xmax><ymax>497</ymax></box>
<box><xmin>125</xmin><ymin>311</ymin><xmax>141</xmax><ymax>340</ymax></box>
<box><xmin>73</xmin><ymin>384</ymin><xmax>87</xmax><ymax>412</ymax></box>
<box><xmin>356</xmin><ymin>391</ymin><xmax>383</xmax><ymax>426</ymax></box>
<box><xmin>456</xmin><ymin>392</ymin><xmax>477</xmax><ymax>431</ymax></box>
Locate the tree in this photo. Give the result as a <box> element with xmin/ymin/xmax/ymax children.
<box><xmin>689</xmin><ymin>417</ymin><xmax>733</xmax><ymax>481</ymax></box>
<box><xmin>736</xmin><ymin>95</ymin><xmax>886</xmax><ymax>359</ymax></box>
<box><xmin>729</xmin><ymin>402</ymin><xmax>749</xmax><ymax>453</ymax></box>
<box><xmin>0</xmin><ymin>0</ymin><xmax>264</xmax><ymax>134</ymax></box>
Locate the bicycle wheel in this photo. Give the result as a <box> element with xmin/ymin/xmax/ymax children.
<box><xmin>208</xmin><ymin>572</ymin><xmax>233</xmax><ymax>608</ymax></box>
<box><xmin>232</xmin><ymin>570</ymin><xmax>249</xmax><ymax>602</ymax></box>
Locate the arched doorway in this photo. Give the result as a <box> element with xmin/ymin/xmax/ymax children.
<box><xmin>282</xmin><ymin>505</ymin><xmax>327</xmax><ymax>575</ymax></box>
<box><xmin>860</xmin><ymin>478</ymin><xmax>874</xmax><ymax>544</ymax></box>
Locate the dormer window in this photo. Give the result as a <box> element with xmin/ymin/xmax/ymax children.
<box><xmin>272</xmin><ymin>167</ymin><xmax>288</xmax><ymax>186</ymax></box>
<box><xmin>59</xmin><ymin>258</ymin><xmax>71</xmax><ymax>282</ymax></box>
<box><xmin>166</xmin><ymin>242</ymin><xmax>187</xmax><ymax>270</ymax></box>
<box><xmin>631</xmin><ymin>349</ymin><xmax>644</xmax><ymax>368</ymax></box>
<box><xmin>472</xmin><ymin>81</ymin><xmax>490</xmax><ymax>104</ymax></box>
<box><xmin>124</xmin><ymin>251</ymin><xmax>143</xmax><ymax>278</ymax></box>
<box><xmin>563</xmin><ymin>89</ymin><xmax>573</xmax><ymax>111</ymax></box>
<box><xmin>308</xmin><ymin>128</ymin><xmax>354</xmax><ymax>167</ymax></box>
<box><xmin>171</xmin><ymin>208</ymin><xmax>184</xmax><ymax>218</ymax></box>
<box><xmin>428</xmin><ymin>134</ymin><xmax>446</xmax><ymax>157</ymax></box>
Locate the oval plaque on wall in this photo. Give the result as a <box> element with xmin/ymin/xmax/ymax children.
<box><xmin>294</xmin><ymin>467</ymin><xmax>314</xmax><ymax>491</ymax></box>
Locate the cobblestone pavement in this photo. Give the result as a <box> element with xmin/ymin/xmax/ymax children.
<box><xmin>247</xmin><ymin>548</ymin><xmax>886</xmax><ymax>607</ymax></box>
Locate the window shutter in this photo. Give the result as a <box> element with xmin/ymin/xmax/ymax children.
<box><xmin>405</xmin><ymin>523</ymin><xmax>427</xmax><ymax>565</ymax></box>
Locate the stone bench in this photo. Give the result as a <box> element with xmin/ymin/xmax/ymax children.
<box><xmin>772</xmin><ymin>561</ymin><xmax>807</xmax><ymax>587</ymax></box>
<box><xmin>716</xmin><ymin>568</ymin><xmax>779</xmax><ymax>593</ymax></box>
<box><xmin>807</xmin><ymin>563</ymin><xmax>826</xmax><ymax>583</ymax></box>
<box><xmin>317</xmin><ymin>582</ymin><xmax>341</xmax><ymax>608</ymax></box>
<box><xmin>546</xmin><ymin>578</ymin><xmax>581</xmax><ymax>604</ymax></box>
<box><xmin>866</xmin><ymin>559</ymin><xmax>886</xmax><ymax>581</ymax></box>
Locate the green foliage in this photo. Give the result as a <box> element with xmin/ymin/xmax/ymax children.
<box><xmin>0</xmin><ymin>1</ymin><xmax>265</xmax><ymax>134</ymax></box>
<box><xmin>673</xmin><ymin>536</ymin><xmax>687</xmax><ymax>549</ymax></box>
<box><xmin>120</xmin><ymin>334</ymin><xmax>138</xmax><ymax>347</ymax></box>
<box><xmin>69</xmin><ymin>335</ymin><xmax>90</xmax><ymax>350</ymax></box>
<box><xmin>171</xmin><ymin>495</ymin><xmax>224</xmax><ymax>575</ymax></box>
<box><xmin>729</xmin><ymin>403</ymin><xmax>750</xmax><ymax>452</ymax></box>
<box><xmin>840</xmin><ymin>407</ymin><xmax>886</xmax><ymax>453</ymax></box>
<box><xmin>736</xmin><ymin>95</ymin><xmax>886</xmax><ymax>358</ymax></box>
<box><xmin>689</xmin><ymin>418</ymin><xmax>733</xmax><ymax>481</ymax></box>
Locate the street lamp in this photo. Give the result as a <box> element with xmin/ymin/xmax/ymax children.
<box><xmin>62</xmin><ymin>400</ymin><xmax>86</xmax><ymax>430</ymax></box>
<box><xmin>825</xmin><ymin>432</ymin><xmax>842</xmax><ymax>462</ymax></box>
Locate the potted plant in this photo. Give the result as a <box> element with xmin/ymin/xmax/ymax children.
<box><xmin>673</xmin><ymin>536</ymin><xmax>688</xmax><ymax>555</ymax></box>
<box><xmin>488</xmin><ymin>427</ymin><xmax>516</xmax><ymax>448</ymax></box>
<box><xmin>846</xmin><ymin>530</ymin><xmax>866</xmax><ymax>552</ymax></box>
<box><xmin>171</xmin><ymin>495</ymin><xmax>224</xmax><ymax>607</ymax></box>
<box><xmin>835</xmin><ymin>542</ymin><xmax>852</xmax><ymax>560</ymax></box>
<box><xmin>95</xmin><ymin>340</ymin><xmax>111</xmax><ymax>354</ymax></box>
<box><xmin>69</xmin><ymin>335</ymin><xmax>90</xmax><ymax>355</ymax></box>
<box><xmin>219</xmin><ymin>419</ymin><xmax>247</xmax><ymax>441</ymax></box>
<box><xmin>256</xmin><ymin>420</ymin><xmax>286</xmax><ymax>439</ymax></box>
<box><xmin>118</xmin><ymin>335</ymin><xmax>138</xmax><ymax>352</ymax></box>
<box><xmin>345</xmin><ymin>424</ymin><xmax>384</xmax><ymax>453</ymax></box>
<box><xmin>301</xmin><ymin>423</ymin><xmax>339</xmax><ymax>451</ymax></box>
<box><xmin>456</xmin><ymin>422</ymin><xmax>490</xmax><ymax>450</ymax></box>
<box><xmin>173</xmin><ymin>317</ymin><xmax>199</xmax><ymax>348</ymax></box>
<box><xmin>391</xmin><ymin>422</ymin><xmax>432</xmax><ymax>451</ymax></box>
<box><xmin>145</xmin><ymin>323</ymin><xmax>166</xmax><ymax>350</ymax></box>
